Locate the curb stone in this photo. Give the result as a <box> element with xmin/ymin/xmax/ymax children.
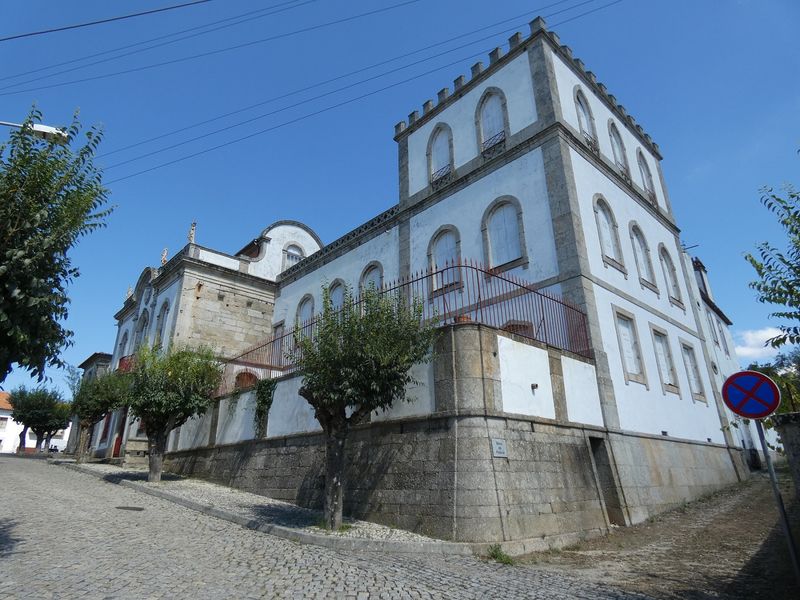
<box><xmin>58</xmin><ymin>461</ymin><xmax>475</xmax><ymax>556</ymax></box>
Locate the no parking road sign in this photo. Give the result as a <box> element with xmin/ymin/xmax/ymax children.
<box><xmin>721</xmin><ymin>370</ymin><xmax>781</xmax><ymax>419</ymax></box>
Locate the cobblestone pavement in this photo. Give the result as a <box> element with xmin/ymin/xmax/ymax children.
<box><xmin>519</xmin><ymin>471</ymin><xmax>800</xmax><ymax>599</ymax></box>
<box><xmin>70</xmin><ymin>462</ymin><xmax>434</xmax><ymax>542</ymax></box>
<box><xmin>1</xmin><ymin>456</ymin><xmax>644</xmax><ymax>599</ymax></box>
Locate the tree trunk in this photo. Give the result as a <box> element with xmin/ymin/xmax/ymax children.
<box><xmin>323</xmin><ymin>427</ymin><xmax>347</xmax><ymax>530</ymax></box>
<box><xmin>45</xmin><ymin>433</ymin><xmax>53</xmax><ymax>451</ymax></box>
<box><xmin>17</xmin><ymin>426</ymin><xmax>28</xmax><ymax>453</ymax></box>
<box><xmin>76</xmin><ymin>425</ymin><xmax>90</xmax><ymax>464</ymax></box>
<box><xmin>147</xmin><ymin>431</ymin><xmax>167</xmax><ymax>483</ymax></box>
<box><xmin>33</xmin><ymin>430</ymin><xmax>45</xmax><ymax>451</ymax></box>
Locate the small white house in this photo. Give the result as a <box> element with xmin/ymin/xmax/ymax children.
<box><xmin>0</xmin><ymin>391</ymin><xmax>72</xmax><ymax>453</ymax></box>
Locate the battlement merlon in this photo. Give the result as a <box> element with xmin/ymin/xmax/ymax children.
<box><xmin>393</xmin><ymin>16</ymin><xmax>662</xmax><ymax>161</ymax></box>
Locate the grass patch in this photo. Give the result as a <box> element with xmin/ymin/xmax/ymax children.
<box><xmin>313</xmin><ymin>518</ymin><xmax>353</xmax><ymax>533</ymax></box>
<box><xmin>487</xmin><ymin>544</ymin><xmax>515</xmax><ymax>565</ymax></box>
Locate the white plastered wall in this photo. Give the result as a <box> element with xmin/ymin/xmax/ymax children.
<box><xmin>406</xmin><ymin>53</ymin><xmax>538</xmax><ymax>196</ymax></box>
<box><xmin>246</xmin><ymin>223</ymin><xmax>322</xmax><ymax>281</ymax></box>
<box><xmin>497</xmin><ymin>335</ymin><xmax>555</xmax><ymax>419</ymax></box>
<box><xmin>408</xmin><ymin>148</ymin><xmax>558</xmax><ymax>282</ymax></box>
<box><xmin>562</xmin><ymin>356</ymin><xmax>604</xmax><ymax>426</ymax></box>
<box><xmin>549</xmin><ymin>47</ymin><xmax>666</xmax><ymax>211</ymax></box>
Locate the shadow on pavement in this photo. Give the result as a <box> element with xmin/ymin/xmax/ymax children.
<box><xmin>101</xmin><ymin>471</ymin><xmax>182</xmax><ymax>484</ymax></box>
<box><xmin>0</xmin><ymin>518</ymin><xmax>21</xmax><ymax>557</ymax></box>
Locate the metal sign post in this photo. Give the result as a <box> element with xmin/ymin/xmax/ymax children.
<box><xmin>722</xmin><ymin>371</ymin><xmax>800</xmax><ymax>587</ymax></box>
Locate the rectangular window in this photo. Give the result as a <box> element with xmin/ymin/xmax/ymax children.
<box><xmin>706</xmin><ymin>311</ymin><xmax>719</xmax><ymax>346</ymax></box>
<box><xmin>0</xmin><ymin>416</ymin><xmax>7</xmax><ymax>430</ymax></box>
<box><xmin>615</xmin><ymin>309</ymin><xmax>646</xmax><ymax>385</ymax></box>
<box><xmin>652</xmin><ymin>328</ymin><xmax>679</xmax><ymax>395</ymax></box>
<box><xmin>681</xmin><ymin>343</ymin><xmax>705</xmax><ymax>401</ymax></box>
<box><xmin>717</xmin><ymin>319</ymin><xmax>730</xmax><ymax>357</ymax></box>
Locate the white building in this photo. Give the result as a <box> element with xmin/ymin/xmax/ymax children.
<box><xmin>99</xmin><ymin>17</ymin><xmax>770</xmax><ymax>548</ymax></box>
<box><xmin>0</xmin><ymin>392</ymin><xmax>72</xmax><ymax>454</ymax></box>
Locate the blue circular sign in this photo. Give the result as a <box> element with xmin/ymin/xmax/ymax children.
<box><xmin>722</xmin><ymin>370</ymin><xmax>781</xmax><ymax>419</ymax></box>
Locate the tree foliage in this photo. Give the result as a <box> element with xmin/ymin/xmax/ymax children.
<box><xmin>9</xmin><ymin>386</ymin><xmax>71</xmax><ymax>451</ymax></box>
<box><xmin>72</xmin><ymin>371</ymin><xmax>130</xmax><ymax>462</ymax></box>
<box><xmin>294</xmin><ymin>284</ymin><xmax>437</xmax><ymax>529</ymax></box>
<box><xmin>126</xmin><ymin>345</ymin><xmax>221</xmax><ymax>482</ymax></box>
<box><xmin>0</xmin><ymin>109</ymin><xmax>110</xmax><ymax>382</ymax></box>
<box><xmin>748</xmin><ymin>347</ymin><xmax>800</xmax><ymax>416</ymax></box>
<box><xmin>746</xmin><ymin>184</ymin><xmax>800</xmax><ymax>348</ymax></box>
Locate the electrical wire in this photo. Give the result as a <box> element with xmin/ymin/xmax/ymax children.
<box><xmin>105</xmin><ymin>0</ymin><xmax>624</xmax><ymax>185</ymax></box>
<box><xmin>0</xmin><ymin>0</ymin><xmax>423</xmax><ymax>97</ymax></box>
<box><xmin>104</xmin><ymin>0</ymin><xmax>599</xmax><ymax>169</ymax></box>
<box><xmin>0</xmin><ymin>0</ymin><xmax>314</xmax><ymax>91</ymax></box>
<box><xmin>0</xmin><ymin>0</ymin><xmax>215</xmax><ymax>43</ymax></box>
<box><xmin>99</xmin><ymin>0</ymin><xmax>581</xmax><ymax>158</ymax></box>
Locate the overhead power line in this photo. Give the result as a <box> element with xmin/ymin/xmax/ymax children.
<box><xmin>0</xmin><ymin>0</ymin><xmax>215</xmax><ymax>43</ymax></box>
<box><xmin>105</xmin><ymin>0</ymin><xmax>624</xmax><ymax>185</ymax></box>
<box><xmin>104</xmin><ymin>0</ymin><xmax>598</xmax><ymax>168</ymax></box>
<box><xmin>0</xmin><ymin>0</ymin><xmax>423</xmax><ymax>97</ymax></box>
<box><xmin>0</xmin><ymin>0</ymin><xmax>314</xmax><ymax>90</ymax></box>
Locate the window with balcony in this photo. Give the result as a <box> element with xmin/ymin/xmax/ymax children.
<box><xmin>428</xmin><ymin>124</ymin><xmax>453</xmax><ymax>184</ymax></box>
<box><xmin>637</xmin><ymin>150</ymin><xmax>656</xmax><ymax>203</ymax></box>
<box><xmin>575</xmin><ymin>89</ymin><xmax>597</xmax><ymax>151</ymax></box>
<box><xmin>477</xmin><ymin>89</ymin><xmax>507</xmax><ymax>153</ymax></box>
<box><xmin>609</xmin><ymin>122</ymin><xmax>629</xmax><ymax>176</ymax></box>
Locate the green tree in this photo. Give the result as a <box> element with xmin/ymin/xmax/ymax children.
<box><xmin>749</xmin><ymin>347</ymin><xmax>800</xmax><ymax>416</ymax></box>
<box><xmin>9</xmin><ymin>386</ymin><xmax>68</xmax><ymax>451</ymax></box>
<box><xmin>294</xmin><ymin>284</ymin><xmax>436</xmax><ymax>530</ymax></box>
<box><xmin>0</xmin><ymin>109</ymin><xmax>110</xmax><ymax>382</ymax></box>
<box><xmin>126</xmin><ymin>346</ymin><xmax>221</xmax><ymax>482</ymax></box>
<box><xmin>746</xmin><ymin>183</ymin><xmax>800</xmax><ymax>348</ymax></box>
<box><xmin>72</xmin><ymin>371</ymin><xmax>130</xmax><ymax>463</ymax></box>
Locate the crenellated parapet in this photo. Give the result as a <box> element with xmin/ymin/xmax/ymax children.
<box><xmin>393</xmin><ymin>16</ymin><xmax>661</xmax><ymax>159</ymax></box>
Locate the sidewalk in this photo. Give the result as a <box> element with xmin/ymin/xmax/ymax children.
<box><xmin>55</xmin><ymin>460</ymin><xmax>473</xmax><ymax>556</ymax></box>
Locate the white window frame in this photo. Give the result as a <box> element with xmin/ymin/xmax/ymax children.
<box><xmin>480</xmin><ymin>196</ymin><xmax>528</xmax><ymax>273</ymax></box>
<box><xmin>658</xmin><ymin>244</ymin><xmax>684</xmax><ymax>308</ymax></box>
<box><xmin>427</xmin><ymin>123</ymin><xmax>454</xmax><ymax>184</ymax></box>
<box><xmin>680</xmin><ymin>340</ymin><xmax>706</xmax><ymax>403</ymax></box>
<box><xmin>629</xmin><ymin>223</ymin><xmax>657</xmax><ymax>293</ymax></box>
<box><xmin>649</xmin><ymin>324</ymin><xmax>680</xmax><ymax>396</ymax></box>
<box><xmin>574</xmin><ymin>87</ymin><xmax>596</xmax><ymax>143</ymax></box>
<box><xmin>608</xmin><ymin>121</ymin><xmax>629</xmax><ymax>175</ymax></box>
<box><xmin>427</xmin><ymin>225</ymin><xmax>462</xmax><ymax>293</ymax></box>
<box><xmin>613</xmin><ymin>306</ymin><xmax>647</xmax><ymax>387</ymax></box>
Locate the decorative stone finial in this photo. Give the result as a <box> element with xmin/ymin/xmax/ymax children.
<box><xmin>126</xmin><ymin>286</ymin><xmax>133</xmax><ymax>299</ymax></box>
<box><xmin>188</xmin><ymin>221</ymin><xmax>196</xmax><ymax>244</ymax></box>
<box><xmin>161</xmin><ymin>248</ymin><xmax>168</xmax><ymax>266</ymax></box>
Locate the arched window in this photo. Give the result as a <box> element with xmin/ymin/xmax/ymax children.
<box><xmin>609</xmin><ymin>123</ymin><xmax>628</xmax><ymax>174</ymax></box>
<box><xmin>637</xmin><ymin>151</ymin><xmax>656</xmax><ymax>201</ymax></box>
<box><xmin>477</xmin><ymin>91</ymin><xmax>506</xmax><ymax>150</ymax></box>
<box><xmin>575</xmin><ymin>90</ymin><xmax>595</xmax><ymax>140</ymax></box>
<box><xmin>428</xmin><ymin>125</ymin><xmax>452</xmax><ymax>182</ymax></box>
<box><xmin>154</xmin><ymin>301</ymin><xmax>170</xmax><ymax>347</ymax></box>
<box><xmin>234</xmin><ymin>371</ymin><xmax>258</xmax><ymax>390</ymax></box>
<box><xmin>133</xmin><ymin>310</ymin><xmax>149</xmax><ymax>350</ymax></box>
<box><xmin>429</xmin><ymin>227</ymin><xmax>460</xmax><ymax>289</ymax></box>
<box><xmin>594</xmin><ymin>198</ymin><xmax>622</xmax><ymax>265</ymax></box>
<box><xmin>118</xmin><ymin>331</ymin><xmax>129</xmax><ymax>358</ymax></box>
<box><xmin>284</xmin><ymin>244</ymin><xmax>305</xmax><ymax>270</ymax></box>
<box><xmin>630</xmin><ymin>225</ymin><xmax>655</xmax><ymax>284</ymax></box>
<box><xmin>484</xmin><ymin>200</ymin><xmax>524</xmax><ymax>268</ymax></box>
<box><xmin>297</xmin><ymin>295</ymin><xmax>314</xmax><ymax>324</ymax></box>
<box><xmin>659</xmin><ymin>246</ymin><xmax>682</xmax><ymax>304</ymax></box>
<box><xmin>328</xmin><ymin>280</ymin><xmax>345</xmax><ymax>310</ymax></box>
<box><xmin>360</xmin><ymin>263</ymin><xmax>383</xmax><ymax>292</ymax></box>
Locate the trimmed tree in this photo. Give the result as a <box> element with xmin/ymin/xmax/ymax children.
<box><xmin>9</xmin><ymin>386</ymin><xmax>67</xmax><ymax>451</ymax></box>
<box><xmin>126</xmin><ymin>346</ymin><xmax>221</xmax><ymax>482</ymax></box>
<box><xmin>294</xmin><ymin>284</ymin><xmax>436</xmax><ymax>530</ymax></box>
<box><xmin>746</xmin><ymin>183</ymin><xmax>800</xmax><ymax>348</ymax></box>
<box><xmin>72</xmin><ymin>371</ymin><xmax>130</xmax><ymax>463</ymax></box>
<box><xmin>0</xmin><ymin>110</ymin><xmax>110</xmax><ymax>383</ymax></box>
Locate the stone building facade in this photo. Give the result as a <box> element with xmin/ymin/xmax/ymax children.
<box><xmin>97</xmin><ymin>17</ymin><xmax>776</xmax><ymax>550</ymax></box>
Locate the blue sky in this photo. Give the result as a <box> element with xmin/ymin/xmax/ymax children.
<box><xmin>2</xmin><ymin>0</ymin><xmax>798</xmax><ymax>394</ymax></box>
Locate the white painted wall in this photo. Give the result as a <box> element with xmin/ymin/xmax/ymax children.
<box><xmin>267</xmin><ymin>376</ymin><xmax>320</xmax><ymax>438</ymax></box>
<box><xmin>497</xmin><ymin>335</ymin><xmax>555</xmax><ymax>418</ymax></box>
<box><xmin>274</xmin><ymin>227</ymin><xmax>400</xmax><ymax>327</ymax></box>
<box><xmin>246</xmin><ymin>223</ymin><xmax>322</xmax><ymax>281</ymax></box>
<box><xmin>409</xmin><ymin>148</ymin><xmax>558</xmax><ymax>282</ymax></box>
<box><xmin>177</xmin><ymin>411</ymin><xmax>212</xmax><ymax>451</ymax></box>
<box><xmin>549</xmin><ymin>47</ymin><xmax>666</xmax><ymax>210</ymax></box>
<box><xmin>0</xmin><ymin>411</ymin><xmax>72</xmax><ymax>453</ymax></box>
<box><xmin>562</xmin><ymin>356</ymin><xmax>604</xmax><ymax>426</ymax></box>
<box><xmin>217</xmin><ymin>393</ymin><xmax>257</xmax><ymax>446</ymax></box>
<box><xmin>570</xmin><ymin>148</ymin><xmax>692</xmax><ymax>329</ymax></box>
<box><xmin>407</xmin><ymin>52</ymin><xmax>538</xmax><ymax>196</ymax></box>
<box><xmin>197</xmin><ymin>248</ymin><xmax>240</xmax><ymax>271</ymax></box>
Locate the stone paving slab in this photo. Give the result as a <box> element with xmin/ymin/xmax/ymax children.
<box><xmin>58</xmin><ymin>460</ymin><xmax>472</xmax><ymax>555</ymax></box>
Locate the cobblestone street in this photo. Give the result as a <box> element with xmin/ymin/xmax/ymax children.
<box><xmin>1</xmin><ymin>456</ymin><xmax>641</xmax><ymax>599</ymax></box>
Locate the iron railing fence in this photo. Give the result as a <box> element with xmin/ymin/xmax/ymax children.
<box><xmin>217</xmin><ymin>260</ymin><xmax>592</xmax><ymax>397</ymax></box>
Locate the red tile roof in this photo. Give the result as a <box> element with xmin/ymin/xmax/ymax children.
<box><xmin>0</xmin><ymin>391</ymin><xmax>11</xmax><ymax>411</ymax></box>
